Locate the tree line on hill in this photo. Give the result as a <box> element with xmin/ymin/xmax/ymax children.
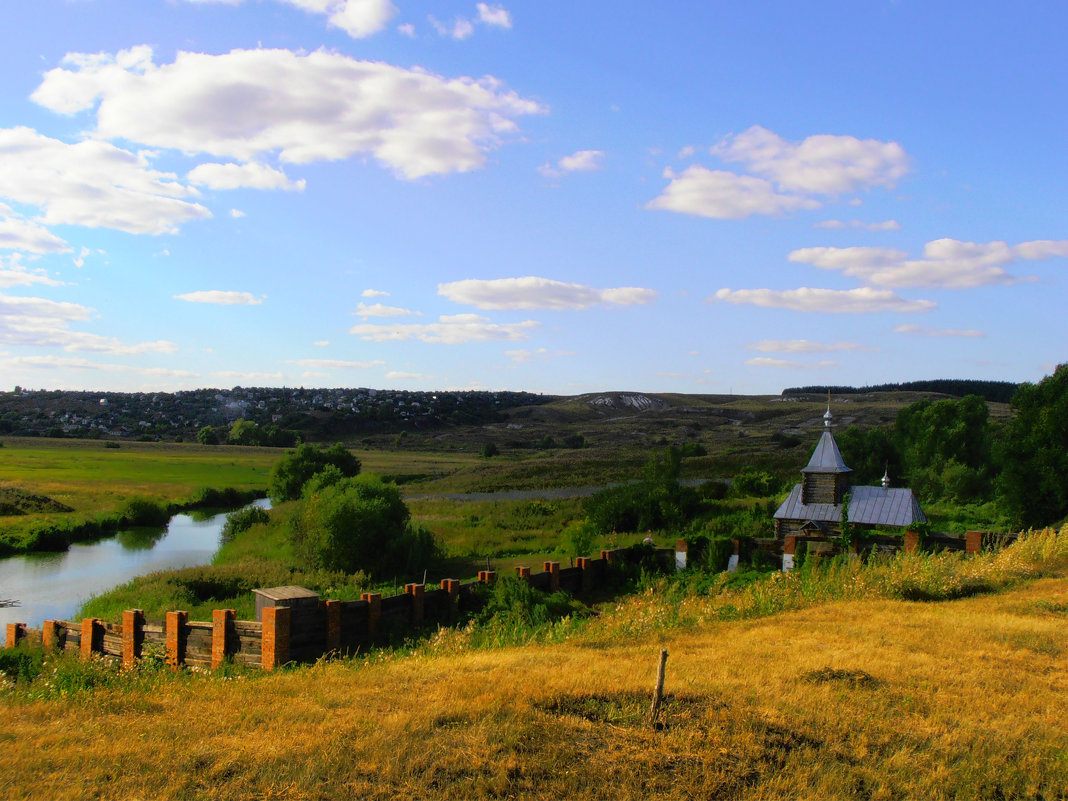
<box><xmin>782</xmin><ymin>379</ymin><xmax>1019</xmax><ymax>404</ymax></box>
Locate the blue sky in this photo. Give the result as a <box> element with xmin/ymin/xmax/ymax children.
<box><xmin>0</xmin><ymin>0</ymin><xmax>1065</xmax><ymax>394</ymax></box>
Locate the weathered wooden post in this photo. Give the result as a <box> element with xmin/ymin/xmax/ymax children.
<box><xmin>122</xmin><ymin>609</ymin><xmax>145</xmax><ymax>667</ymax></box>
<box><xmin>649</xmin><ymin>649</ymin><xmax>669</xmax><ymax>728</ymax></box>
<box><xmin>166</xmin><ymin>611</ymin><xmax>188</xmax><ymax>670</ymax></box>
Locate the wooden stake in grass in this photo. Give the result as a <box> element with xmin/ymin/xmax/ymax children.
<box><xmin>649</xmin><ymin>648</ymin><xmax>669</xmax><ymax>728</ymax></box>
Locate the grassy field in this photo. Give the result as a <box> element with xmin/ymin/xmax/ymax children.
<box><xmin>2</xmin><ymin>529</ymin><xmax>1066</xmax><ymax>800</ymax></box>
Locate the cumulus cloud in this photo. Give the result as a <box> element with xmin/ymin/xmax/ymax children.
<box><xmin>0</xmin><ymin>256</ymin><xmax>63</xmax><ymax>289</ymax></box>
<box><xmin>477</xmin><ymin>3</ymin><xmax>512</xmax><ymax>27</ymax></box>
<box><xmin>288</xmin><ymin>358</ymin><xmax>385</xmax><ymax>368</ymax></box>
<box><xmin>747</xmin><ymin>339</ymin><xmax>872</xmax><ymax>353</ymax></box>
<box><xmin>362</xmin><ymin>288</ymin><xmax>390</xmax><ymax>297</ymax></box>
<box><xmin>183</xmin><ymin>0</ymin><xmax>397</xmax><ymax>38</ymax></box>
<box><xmin>538</xmin><ymin>149</ymin><xmax>604</xmax><ymax>178</ymax></box>
<box><xmin>0</xmin><ymin>127</ymin><xmax>209</xmax><ymax>235</ymax></box>
<box><xmin>212</xmin><ymin>370</ymin><xmax>285</xmax><ymax>383</ymax></box>
<box><xmin>646</xmin><ymin>166</ymin><xmax>820</xmax><ymax>219</ymax></box>
<box><xmin>712</xmin><ymin>287</ymin><xmax>936</xmax><ymax>314</ymax></box>
<box><xmin>174</xmin><ymin>290</ymin><xmax>264</xmax><ymax>305</ymax></box>
<box><xmin>430</xmin><ymin>15</ymin><xmax>476</xmax><ymax>39</ymax></box>
<box><xmin>350</xmin><ymin>313</ymin><xmax>538</xmax><ymax>343</ymax></box>
<box><xmin>0</xmin><ymin>354</ymin><xmax>194</xmax><ymax>377</ymax></box>
<box><xmin>0</xmin><ymin>292</ymin><xmax>178</xmax><ymax>354</ymax></box>
<box><xmin>745</xmin><ymin>357</ymin><xmax>837</xmax><ymax>369</ymax></box>
<box><xmin>354</xmin><ymin>302</ymin><xmax>422</xmax><ymax>318</ymax></box>
<box><xmin>187</xmin><ymin>162</ymin><xmax>306</xmax><ymax>191</ymax></box>
<box><xmin>33</xmin><ymin>46</ymin><xmax>545</xmax><ymax>180</ymax></box>
<box><xmin>313</xmin><ymin>340</ymin><xmax>330</xmax><ymax>347</ymax></box>
<box><xmin>712</xmin><ymin>125</ymin><xmax>910</xmax><ymax>195</ymax></box>
<box><xmin>439</xmin><ymin>276</ymin><xmax>656</xmax><ymax>310</ymax></box>
<box><xmin>788</xmin><ymin>238</ymin><xmax>1068</xmax><ymax>289</ymax></box>
<box><xmin>893</xmin><ymin>324</ymin><xmax>985</xmax><ymax>338</ymax></box>
<box><xmin>504</xmin><ymin>347</ymin><xmax>573</xmax><ymax>363</ymax></box>
<box><xmin>386</xmin><ymin>370</ymin><xmax>430</xmax><ymax>380</ymax></box>
<box><xmin>814</xmin><ymin>219</ymin><xmax>901</xmax><ymax>231</ymax></box>
<box><xmin>0</xmin><ymin>204</ymin><xmax>71</xmax><ymax>254</ymax></box>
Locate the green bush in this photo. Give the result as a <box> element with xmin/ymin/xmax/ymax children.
<box><xmin>289</xmin><ymin>474</ymin><xmax>437</xmax><ymax>578</ymax></box>
<box><xmin>728</xmin><ymin>468</ymin><xmax>783</xmax><ymax>498</ymax></box>
<box><xmin>220</xmin><ymin>505</ymin><xmax>270</xmax><ymax>543</ymax></box>
<box><xmin>269</xmin><ymin>443</ymin><xmax>361</xmax><ymax>502</ymax></box>
<box><xmin>121</xmin><ymin>497</ymin><xmax>170</xmax><ymax>527</ymax></box>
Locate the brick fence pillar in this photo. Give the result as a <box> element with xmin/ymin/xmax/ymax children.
<box><xmin>516</xmin><ymin>566</ymin><xmax>531</xmax><ymax>583</ymax></box>
<box><xmin>543</xmin><ymin>561</ymin><xmax>560</xmax><ymax>592</ymax></box>
<box><xmin>405</xmin><ymin>584</ymin><xmax>425</xmax><ymax>625</ymax></box>
<box><xmin>782</xmin><ymin>536</ymin><xmax>797</xmax><ymax>573</ymax></box>
<box><xmin>5</xmin><ymin>623</ymin><xmax>26</xmax><ymax>649</ymax></box>
<box><xmin>212</xmin><ymin>609</ymin><xmax>235</xmax><ymax>669</ymax></box>
<box><xmin>576</xmin><ymin>557</ymin><xmax>594</xmax><ymax>593</ymax></box>
<box><xmin>81</xmin><ymin>618</ymin><xmax>103</xmax><ymax>659</ymax></box>
<box><xmin>261</xmin><ymin>606</ymin><xmax>290</xmax><ymax>670</ymax></box>
<box><xmin>965</xmin><ymin>530</ymin><xmax>983</xmax><ymax>555</ymax></box>
<box><xmin>441</xmin><ymin>579</ymin><xmax>460</xmax><ymax>624</ymax></box>
<box><xmin>166</xmin><ymin>611</ymin><xmax>188</xmax><ymax>670</ymax></box>
<box><xmin>42</xmin><ymin>620</ymin><xmax>58</xmax><ymax>652</ymax></box>
<box><xmin>122</xmin><ymin>609</ymin><xmax>145</xmax><ymax>667</ymax></box>
<box><xmin>675</xmin><ymin>539</ymin><xmax>688</xmax><ymax>571</ymax></box>
<box><xmin>904</xmin><ymin>530</ymin><xmax>920</xmax><ymax>553</ymax></box>
<box><xmin>361</xmin><ymin>593</ymin><xmax>382</xmax><ymax>639</ymax></box>
<box><xmin>478</xmin><ymin>570</ymin><xmax>497</xmax><ymax>585</ymax></box>
<box><xmin>324</xmin><ymin>600</ymin><xmax>341</xmax><ymax>652</ymax></box>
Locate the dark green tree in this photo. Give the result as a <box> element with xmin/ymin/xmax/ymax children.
<box><xmin>268</xmin><ymin>442</ymin><xmax>361</xmax><ymax>502</ymax></box>
<box><xmin>196</xmin><ymin>425</ymin><xmax>218</xmax><ymax>445</ymax></box>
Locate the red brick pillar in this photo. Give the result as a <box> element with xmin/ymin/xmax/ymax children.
<box><xmin>543</xmin><ymin>561</ymin><xmax>560</xmax><ymax>592</ymax></box>
<box><xmin>361</xmin><ymin>592</ymin><xmax>381</xmax><ymax>639</ymax></box>
<box><xmin>441</xmin><ymin>579</ymin><xmax>460</xmax><ymax>624</ymax></box>
<box><xmin>261</xmin><ymin>606</ymin><xmax>290</xmax><ymax>670</ymax></box>
<box><xmin>81</xmin><ymin>618</ymin><xmax>103</xmax><ymax>659</ymax></box>
<box><xmin>904</xmin><ymin>530</ymin><xmax>919</xmax><ymax>553</ymax></box>
<box><xmin>122</xmin><ymin>609</ymin><xmax>145</xmax><ymax>667</ymax></box>
<box><xmin>42</xmin><ymin>620</ymin><xmax>58</xmax><ymax>652</ymax></box>
<box><xmin>324</xmin><ymin>600</ymin><xmax>341</xmax><ymax>652</ymax></box>
<box><xmin>211</xmin><ymin>609</ymin><xmax>235</xmax><ymax>669</ymax></box>
<box><xmin>478</xmin><ymin>570</ymin><xmax>497</xmax><ymax>585</ymax></box>
<box><xmin>782</xmin><ymin>536</ymin><xmax>797</xmax><ymax>573</ymax></box>
<box><xmin>405</xmin><ymin>584</ymin><xmax>425</xmax><ymax>625</ymax></box>
<box><xmin>166</xmin><ymin>611</ymin><xmax>188</xmax><ymax>670</ymax></box>
<box><xmin>5</xmin><ymin>623</ymin><xmax>26</xmax><ymax>649</ymax></box>
<box><xmin>965</xmin><ymin>530</ymin><xmax>982</xmax><ymax>555</ymax></box>
<box><xmin>576</xmin><ymin>557</ymin><xmax>594</xmax><ymax>593</ymax></box>
<box><xmin>675</xmin><ymin>539</ymin><xmax>688</xmax><ymax>571</ymax></box>
<box><xmin>516</xmin><ymin>566</ymin><xmax>531</xmax><ymax>583</ymax></box>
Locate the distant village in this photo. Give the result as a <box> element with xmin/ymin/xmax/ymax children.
<box><xmin>0</xmin><ymin>387</ymin><xmax>552</xmax><ymax>442</ymax></box>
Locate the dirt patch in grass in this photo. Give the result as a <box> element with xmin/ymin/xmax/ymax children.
<box><xmin>800</xmin><ymin>667</ymin><xmax>882</xmax><ymax>689</ymax></box>
<box><xmin>0</xmin><ymin>486</ymin><xmax>73</xmax><ymax>516</ymax></box>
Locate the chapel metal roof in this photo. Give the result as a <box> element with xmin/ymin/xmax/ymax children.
<box><xmin>801</xmin><ymin>430</ymin><xmax>852</xmax><ymax>474</ymax></box>
<box><xmin>773</xmin><ymin>483</ymin><xmax>927</xmax><ymax>527</ymax></box>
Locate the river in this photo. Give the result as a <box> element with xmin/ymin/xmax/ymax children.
<box><xmin>0</xmin><ymin>499</ymin><xmax>270</xmax><ymax>629</ymax></box>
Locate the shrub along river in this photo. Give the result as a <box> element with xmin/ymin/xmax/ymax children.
<box><xmin>0</xmin><ymin>499</ymin><xmax>270</xmax><ymax>629</ymax></box>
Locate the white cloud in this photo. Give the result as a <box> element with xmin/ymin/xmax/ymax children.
<box><xmin>893</xmin><ymin>324</ymin><xmax>985</xmax><ymax>338</ymax></box>
<box><xmin>313</xmin><ymin>340</ymin><xmax>330</xmax><ymax>347</ymax></box>
<box><xmin>712</xmin><ymin>287</ymin><xmax>936</xmax><ymax>314</ymax></box>
<box><xmin>397</xmin><ymin>22</ymin><xmax>415</xmax><ymax>37</ymax></box>
<box><xmin>747</xmin><ymin>339</ymin><xmax>872</xmax><ymax>353</ymax></box>
<box><xmin>350</xmin><ymin>313</ymin><xmax>538</xmax><ymax>343</ymax></box>
<box><xmin>477</xmin><ymin>3</ymin><xmax>512</xmax><ymax>28</ymax></box>
<box><xmin>712</xmin><ymin>125</ymin><xmax>910</xmax><ymax>195</ymax></box>
<box><xmin>745</xmin><ymin>357</ymin><xmax>837</xmax><ymax>369</ymax></box>
<box><xmin>439</xmin><ymin>276</ymin><xmax>656</xmax><ymax>310</ymax></box>
<box><xmin>386</xmin><ymin>370</ymin><xmax>430</xmax><ymax>380</ymax></box>
<box><xmin>0</xmin><ymin>127</ymin><xmax>209</xmax><ymax>235</ymax></box>
<box><xmin>33</xmin><ymin>47</ymin><xmax>545</xmax><ymax>180</ymax></box>
<box><xmin>504</xmin><ymin>347</ymin><xmax>572</xmax><ymax>363</ymax></box>
<box><xmin>789</xmin><ymin>238</ymin><xmax>1068</xmax><ymax>289</ymax></box>
<box><xmin>0</xmin><ymin>204</ymin><xmax>71</xmax><ymax>254</ymax></box>
<box><xmin>0</xmin><ymin>256</ymin><xmax>63</xmax><ymax>289</ymax></box>
<box><xmin>814</xmin><ymin>219</ymin><xmax>901</xmax><ymax>231</ymax></box>
<box><xmin>354</xmin><ymin>301</ymin><xmax>422</xmax><ymax>318</ymax></box>
<box><xmin>230</xmin><ymin>209</ymin><xmax>246</xmax><ymax>218</ymax></box>
<box><xmin>212</xmin><ymin>370</ymin><xmax>285</xmax><ymax>383</ymax></box>
<box><xmin>183</xmin><ymin>0</ymin><xmax>396</xmax><ymax>39</ymax></box>
<box><xmin>73</xmin><ymin>246</ymin><xmax>90</xmax><ymax>267</ymax></box>
<box><xmin>0</xmin><ymin>354</ymin><xmax>193</xmax><ymax>377</ymax></box>
<box><xmin>288</xmin><ymin>358</ymin><xmax>385</xmax><ymax>368</ymax></box>
<box><xmin>362</xmin><ymin>288</ymin><xmax>390</xmax><ymax>297</ymax></box>
<box><xmin>430</xmin><ymin>15</ymin><xmax>475</xmax><ymax>39</ymax></box>
<box><xmin>174</xmin><ymin>290</ymin><xmax>264</xmax><ymax>305</ymax></box>
<box><xmin>0</xmin><ymin>292</ymin><xmax>178</xmax><ymax>354</ymax></box>
<box><xmin>646</xmin><ymin>166</ymin><xmax>820</xmax><ymax>219</ymax></box>
<box><xmin>188</xmin><ymin>162</ymin><xmax>306</xmax><ymax>191</ymax></box>
<box><xmin>677</xmin><ymin>145</ymin><xmax>696</xmax><ymax>159</ymax></box>
<box><xmin>539</xmin><ymin>149</ymin><xmax>605</xmax><ymax>178</ymax></box>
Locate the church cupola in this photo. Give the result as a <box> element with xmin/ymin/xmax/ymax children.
<box><xmin>800</xmin><ymin>401</ymin><xmax>852</xmax><ymax>505</ymax></box>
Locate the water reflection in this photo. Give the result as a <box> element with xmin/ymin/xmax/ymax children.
<box><xmin>0</xmin><ymin>499</ymin><xmax>269</xmax><ymax>628</ymax></box>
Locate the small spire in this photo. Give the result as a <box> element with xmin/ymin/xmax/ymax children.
<box><xmin>823</xmin><ymin>390</ymin><xmax>833</xmax><ymax>428</ymax></box>
<box><xmin>882</xmin><ymin>464</ymin><xmax>890</xmax><ymax>488</ymax></box>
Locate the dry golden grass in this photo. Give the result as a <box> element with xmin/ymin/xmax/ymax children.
<box><xmin>4</xmin><ymin>570</ymin><xmax>1067</xmax><ymax>799</ymax></box>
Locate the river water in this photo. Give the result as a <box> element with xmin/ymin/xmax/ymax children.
<box><xmin>0</xmin><ymin>499</ymin><xmax>270</xmax><ymax>629</ymax></box>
